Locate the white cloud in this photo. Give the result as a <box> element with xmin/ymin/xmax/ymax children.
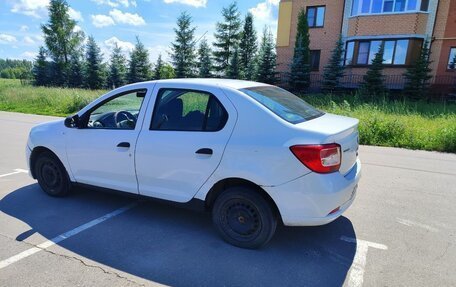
<box><xmin>104</xmin><ymin>37</ymin><xmax>135</xmax><ymax>53</ymax></box>
<box><xmin>73</xmin><ymin>25</ymin><xmax>83</xmax><ymax>33</ymax></box>
<box><xmin>68</xmin><ymin>7</ymin><xmax>84</xmax><ymax>22</ymax></box>
<box><xmin>23</xmin><ymin>36</ymin><xmax>36</xmax><ymax>45</ymax></box>
<box><xmin>109</xmin><ymin>9</ymin><xmax>146</xmax><ymax>26</ymax></box>
<box><xmin>148</xmin><ymin>45</ymin><xmax>170</xmax><ymax>63</ymax></box>
<box><xmin>21</xmin><ymin>51</ymin><xmax>38</xmax><ymax>59</ymax></box>
<box><xmin>249</xmin><ymin>0</ymin><xmax>279</xmax><ymax>39</ymax></box>
<box><xmin>91</xmin><ymin>14</ymin><xmax>116</xmax><ymax>27</ymax></box>
<box><xmin>92</xmin><ymin>0</ymin><xmax>137</xmax><ymax>7</ymax></box>
<box><xmin>163</xmin><ymin>0</ymin><xmax>207</xmax><ymax>8</ymax></box>
<box><xmin>11</xmin><ymin>0</ymin><xmax>49</xmax><ymax>18</ymax></box>
<box><xmin>0</xmin><ymin>34</ymin><xmax>18</xmax><ymax>44</ymax></box>
<box><xmin>20</xmin><ymin>25</ymin><xmax>29</xmax><ymax>32</ymax></box>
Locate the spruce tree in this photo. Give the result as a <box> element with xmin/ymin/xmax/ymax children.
<box><xmin>227</xmin><ymin>47</ymin><xmax>240</xmax><ymax>79</ymax></box>
<box><xmin>154</xmin><ymin>54</ymin><xmax>164</xmax><ymax>80</ymax></box>
<box><xmin>128</xmin><ymin>37</ymin><xmax>152</xmax><ymax>83</ymax></box>
<box><xmin>170</xmin><ymin>12</ymin><xmax>197</xmax><ymax>78</ymax></box>
<box><xmin>403</xmin><ymin>40</ymin><xmax>433</xmax><ymax>100</ymax></box>
<box><xmin>239</xmin><ymin>13</ymin><xmax>257</xmax><ymax>80</ymax></box>
<box><xmin>213</xmin><ymin>2</ymin><xmax>242</xmax><ymax>75</ymax></box>
<box><xmin>362</xmin><ymin>42</ymin><xmax>385</xmax><ymax>96</ymax></box>
<box><xmin>85</xmin><ymin>36</ymin><xmax>105</xmax><ymax>89</ymax></box>
<box><xmin>108</xmin><ymin>43</ymin><xmax>127</xmax><ymax>88</ymax></box>
<box><xmin>322</xmin><ymin>35</ymin><xmax>345</xmax><ymax>93</ymax></box>
<box><xmin>69</xmin><ymin>52</ymin><xmax>84</xmax><ymax>88</ymax></box>
<box><xmin>256</xmin><ymin>27</ymin><xmax>277</xmax><ymax>84</ymax></box>
<box><xmin>197</xmin><ymin>39</ymin><xmax>213</xmax><ymax>78</ymax></box>
<box><xmin>288</xmin><ymin>9</ymin><xmax>311</xmax><ymax>92</ymax></box>
<box><xmin>33</xmin><ymin>47</ymin><xmax>49</xmax><ymax>86</ymax></box>
<box><xmin>41</xmin><ymin>0</ymin><xmax>84</xmax><ymax>86</ymax></box>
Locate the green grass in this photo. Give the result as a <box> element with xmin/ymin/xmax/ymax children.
<box><xmin>0</xmin><ymin>79</ymin><xmax>103</xmax><ymax>117</ymax></box>
<box><xmin>0</xmin><ymin>79</ymin><xmax>455</xmax><ymax>153</ymax></box>
<box><xmin>301</xmin><ymin>94</ymin><xmax>456</xmax><ymax>153</ymax></box>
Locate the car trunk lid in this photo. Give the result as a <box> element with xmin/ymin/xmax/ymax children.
<box><xmin>295</xmin><ymin>113</ymin><xmax>359</xmax><ymax>175</ymax></box>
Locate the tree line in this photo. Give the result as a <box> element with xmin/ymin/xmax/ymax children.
<box><xmin>33</xmin><ymin>0</ymin><xmax>278</xmax><ymax>89</ymax></box>
<box><xmin>0</xmin><ymin>59</ymin><xmax>32</xmax><ymax>80</ymax></box>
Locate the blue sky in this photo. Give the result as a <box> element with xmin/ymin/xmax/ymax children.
<box><xmin>0</xmin><ymin>0</ymin><xmax>279</xmax><ymax>62</ymax></box>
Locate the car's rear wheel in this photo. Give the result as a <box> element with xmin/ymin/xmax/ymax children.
<box><xmin>212</xmin><ymin>186</ymin><xmax>277</xmax><ymax>249</ymax></box>
<box><xmin>35</xmin><ymin>151</ymin><xmax>71</xmax><ymax>197</ymax></box>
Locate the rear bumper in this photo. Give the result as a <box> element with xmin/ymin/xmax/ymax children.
<box><xmin>264</xmin><ymin>159</ymin><xmax>361</xmax><ymax>226</ymax></box>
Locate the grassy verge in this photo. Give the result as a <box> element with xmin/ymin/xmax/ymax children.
<box><xmin>0</xmin><ymin>79</ymin><xmax>103</xmax><ymax>117</ymax></box>
<box><xmin>1</xmin><ymin>79</ymin><xmax>455</xmax><ymax>152</ymax></box>
<box><xmin>302</xmin><ymin>94</ymin><xmax>456</xmax><ymax>153</ymax></box>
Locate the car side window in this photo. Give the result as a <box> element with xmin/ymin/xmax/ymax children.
<box><xmin>150</xmin><ymin>88</ymin><xmax>228</xmax><ymax>131</ymax></box>
<box><xmin>87</xmin><ymin>90</ymin><xmax>146</xmax><ymax>130</ymax></box>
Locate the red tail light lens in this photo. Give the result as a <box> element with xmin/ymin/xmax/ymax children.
<box><xmin>290</xmin><ymin>144</ymin><xmax>341</xmax><ymax>173</ymax></box>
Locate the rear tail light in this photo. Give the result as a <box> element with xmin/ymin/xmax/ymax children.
<box><xmin>290</xmin><ymin>144</ymin><xmax>341</xmax><ymax>173</ymax></box>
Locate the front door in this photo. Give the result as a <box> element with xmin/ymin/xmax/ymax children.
<box><xmin>135</xmin><ymin>85</ymin><xmax>236</xmax><ymax>202</ymax></box>
<box><xmin>65</xmin><ymin>89</ymin><xmax>149</xmax><ymax>193</ymax></box>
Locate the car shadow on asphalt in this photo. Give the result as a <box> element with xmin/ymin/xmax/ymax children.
<box><xmin>1</xmin><ymin>184</ymin><xmax>357</xmax><ymax>287</ymax></box>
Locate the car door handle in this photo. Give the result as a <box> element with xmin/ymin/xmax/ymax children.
<box><xmin>195</xmin><ymin>148</ymin><xmax>213</xmax><ymax>155</ymax></box>
<box><xmin>117</xmin><ymin>142</ymin><xmax>130</xmax><ymax>148</ymax></box>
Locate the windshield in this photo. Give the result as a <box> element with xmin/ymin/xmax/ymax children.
<box><xmin>240</xmin><ymin>86</ymin><xmax>324</xmax><ymax>124</ymax></box>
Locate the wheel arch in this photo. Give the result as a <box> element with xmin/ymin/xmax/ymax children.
<box><xmin>204</xmin><ymin>177</ymin><xmax>283</xmax><ymax>224</ymax></box>
<box><xmin>30</xmin><ymin>146</ymin><xmax>66</xmax><ymax>179</ymax></box>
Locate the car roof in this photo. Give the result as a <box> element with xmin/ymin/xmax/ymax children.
<box><xmin>138</xmin><ymin>78</ymin><xmax>271</xmax><ymax>90</ymax></box>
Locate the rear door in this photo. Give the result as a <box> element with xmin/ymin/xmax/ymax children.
<box><xmin>135</xmin><ymin>84</ymin><xmax>236</xmax><ymax>202</ymax></box>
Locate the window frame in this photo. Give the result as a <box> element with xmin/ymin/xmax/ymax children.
<box><xmin>306</xmin><ymin>6</ymin><xmax>325</xmax><ymax>28</ymax></box>
<box><xmin>149</xmin><ymin>88</ymin><xmax>228</xmax><ymax>132</ymax></box>
<box><xmin>447</xmin><ymin>47</ymin><xmax>456</xmax><ymax>71</ymax></box>
<box><xmin>345</xmin><ymin>38</ymin><xmax>416</xmax><ymax>67</ymax></box>
<box><xmin>351</xmin><ymin>0</ymin><xmax>427</xmax><ymax>16</ymax></box>
<box><xmin>80</xmin><ymin>89</ymin><xmax>147</xmax><ymax>130</ymax></box>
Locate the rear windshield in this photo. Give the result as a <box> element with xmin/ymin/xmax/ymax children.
<box><xmin>240</xmin><ymin>86</ymin><xmax>324</xmax><ymax>124</ymax></box>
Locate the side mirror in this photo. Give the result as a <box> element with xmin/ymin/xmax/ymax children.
<box><xmin>64</xmin><ymin>115</ymin><xmax>80</xmax><ymax>128</ymax></box>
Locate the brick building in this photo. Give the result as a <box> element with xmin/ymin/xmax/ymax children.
<box><xmin>276</xmin><ymin>0</ymin><xmax>456</xmax><ymax>91</ymax></box>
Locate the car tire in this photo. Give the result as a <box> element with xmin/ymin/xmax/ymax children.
<box><xmin>35</xmin><ymin>151</ymin><xmax>71</xmax><ymax>197</ymax></box>
<box><xmin>212</xmin><ymin>186</ymin><xmax>278</xmax><ymax>249</ymax></box>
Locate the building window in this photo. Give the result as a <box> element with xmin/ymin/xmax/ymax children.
<box><xmin>346</xmin><ymin>39</ymin><xmax>413</xmax><ymax>66</ymax></box>
<box><xmin>310</xmin><ymin>50</ymin><xmax>321</xmax><ymax>71</ymax></box>
<box><xmin>448</xmin><ymin>48</ymin><xmax>456</xmax><ymax>70</ymax></box>
<box><xmin>307</xmin><ymin>6</ymin><xmax>325</xmax><ymax>28</ymax></box>
<box><xmin>351</xmin><ymin>0</ymin><xmax>428</xmax><ymax>16</ymax></box>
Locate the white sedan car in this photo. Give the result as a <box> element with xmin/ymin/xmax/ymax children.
<box><xmin>26</xmin><ymin>79</ymin><xmax>361</xmax><ymax>249</ymax></box>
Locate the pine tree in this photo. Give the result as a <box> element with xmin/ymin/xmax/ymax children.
<box><xmin>239</xmin><ymin>12</ymin><xmax>257</xmax><ymax>80</ymax></box>
<box><xmin>288</xmin><ymin>9</ymin><xmax>311</xmax><ymax>92</ymax></box>
<box><xmin>256</xmin><ymin>27</ymin><xmax>277</xmax><ymax>84</ymax></box>
<box><xmin>128</xmin><ymin>37</ymin><xmax>152</xmax><ymax>83</ymax></box>
<box><xmin>108</xmin><ymin>43</ymin><xmax>127</xmax><ymax>88</ymax></box>
<box><xmin>227</xmin><ymin>47</ymin><xmax>240</xmax><ymax>79</ymax></box>
<box><xmin>403</xmin><ymin>40</ymin><xmax>433</xmax><ymax>100</ymax></box>
<box><xmin>153</xmin><ymin>54</ymin><xmax>164</xmax><ymax>80</ymax></box>
<box><xmin>68</xmin><ymin>52</ymin><xmax>84</xmax><ymax>88</ymax></box>
<box><xmin>41</xmin><ymin>0</ymin><xmax>84</xmax><ymax>86</ymax></box>
<box><xmin>33</xmin><ymin>47</ymin><xmax>49</xmax><ymax>86</ymax></box>
<box><xmin>322</xmin><ymin>36</ymin><xmax>345</xmax><ymax>93</ymax></box>
<box><xmin>197</xmin><ymin>39</ymin><xmax>213</xmax><ymax>78</ymax></box>
<box><xmin>362</xmin><ymin>42</ymin><xmax>385</xmax><ymax>96</ymax></box>
<box><xmin>213</xmin><ymin>2</ymin><xmax>242</xmax><ymax>75</ymax></box>
<box><xmin>170</xmin><ymin>12</ymin><xmax>197</xmax><ymax>78</ymax></box>
<box><xmin>85</xmin><ymin>36</ymin><xmax>105</xmax><ymax>89</ymax></box>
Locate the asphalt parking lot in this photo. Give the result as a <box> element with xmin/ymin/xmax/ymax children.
<box><xmin>0</xmin><ymin>111</ymin><xmax>455</xmax><ymax>287</ymax></box>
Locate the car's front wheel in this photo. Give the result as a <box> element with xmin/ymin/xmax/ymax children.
<box><xmin>35</xmin><ymin>151</ymin><xmax>71</xmax><ymax>197</ymax></box>
<box><xmin>212</xmin><ymin>186</ymin><xmax>277</xmax><ymax>249</ymax></box>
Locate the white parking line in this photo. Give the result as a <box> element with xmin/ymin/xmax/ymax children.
<box><xmin>0</xmin><ymin>169</ymin><xmax>28</xmax><ymax>178</ymax></box>
<box><xmin>396</xmin><ymin>218</ymin><xmax>439</xmax><ymax>232</ymax></box>
<box><xmin>340</xmin><ymin>236</ymin><xmax>388</xmax><ymax>287</ymax></box>
<box><xmin>0</xmin><ymin>202</ymin><xmax>138</xmax><ymax>270</ymax></box>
